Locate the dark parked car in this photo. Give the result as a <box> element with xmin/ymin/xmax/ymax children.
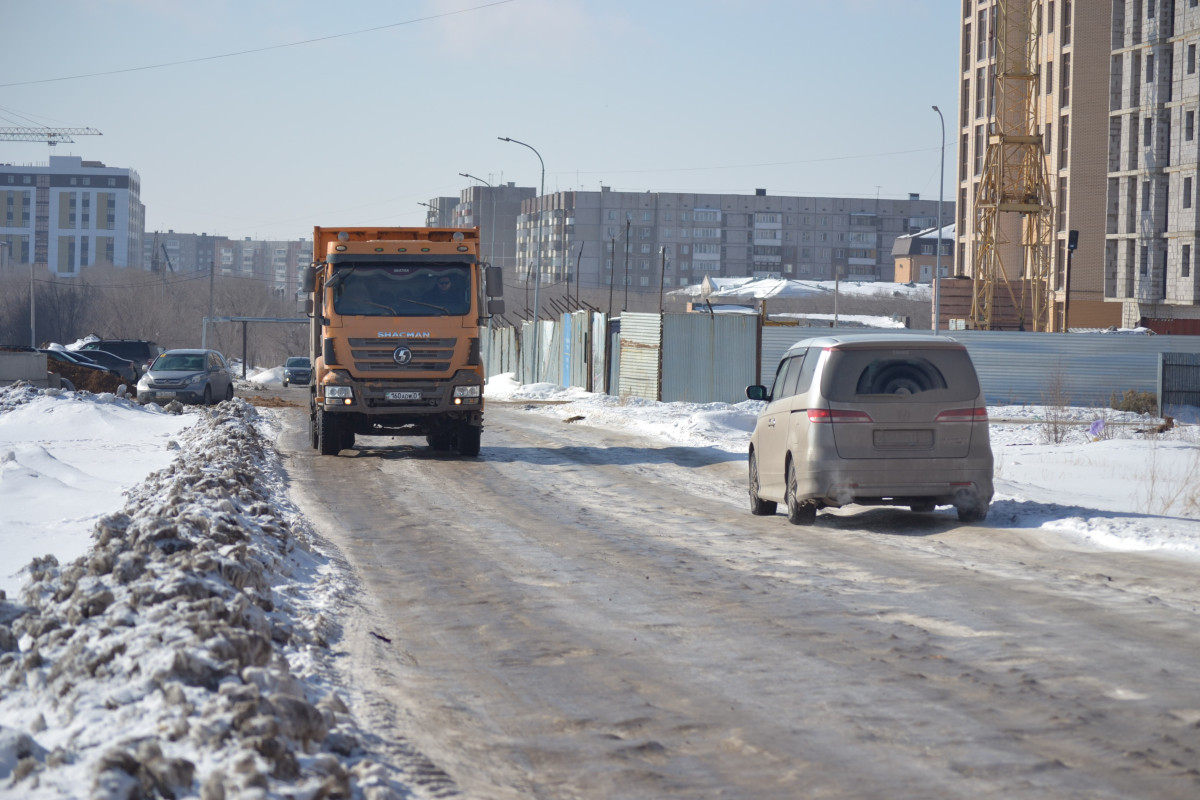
<box><xmin>282</xmin><ymin>356</ymin><xmax>311</xmax><ymax>387</ymax></box>
<box><xmin>40</xmin><ymin>348</ymin><xmax>122</xmax><ymax>379</ymax></box>
<box><xmin>79</xmin><ymin>339</ymin><xmax>164</xmax><ymax>378</ymax></box>
<box><xmin>67</xmin><ymin>347</ymin><xmax>137</xmax><ymax>384</ymax></box>
<box><xmin>137</xmin><ymin>349</ymin><xmax>235</xmax><ymax>405</ymax></box>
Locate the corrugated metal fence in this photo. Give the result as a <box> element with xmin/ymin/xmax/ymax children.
<box><xmin>1161</xmin><ymin>352</ymin><xmax>1200</xmax><ymax>415</ymax></box>
<box><xmin>486</xmin><ymin>315</ymin><xmax>1200</xmax><ymax>409</ymax></box>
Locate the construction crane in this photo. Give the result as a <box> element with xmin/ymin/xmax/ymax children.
<box><xmin>971</xmin><ymin>0</ymin><xmax>1055</xmax><ymax>331</ymax></box>
<box><xmin>0</xmin><ymin>127</ymin><xmax>102</xmax><ymax>146</ymax></box>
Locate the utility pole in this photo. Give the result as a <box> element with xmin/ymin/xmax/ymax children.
<box><xmin>658</xmin><ymin>246</ymin><xmax>667</xmax><ymax>313</ymax></box>
<box><xmin>203</xmin><ymin>261</ymin><xmax>215</xmax><ymax>349</ymax></box>
<box><xmin>623</xmin><ymin>219</ymin><xmax>630</xmax><ymax>312</ymax></box>
<box><xmin>608</xmin><ymin>235</ymin><xmax>616</xmax><ymax>316</ymax></box>
<box><xmin>932</xmin><ymin>105</ymin><xmax>945</xmax><ymax>333</ymax></box>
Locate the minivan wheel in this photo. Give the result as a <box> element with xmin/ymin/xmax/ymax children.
<box><xmin>202</xmin><ymin>385</ymin><xmax>213</xmax><ymax>405</ymax></box>
<box><xmin>748</xmin><ymin>452</ymin><xmax>777</xmax><ymax>516</ymax></box>
<box><xmin>785</xmin><ymin>460</ymin><xmax>817</xmax><ymax>526</ymax></box>
<box><xmin>957</xmin><ymin>501</ymin><xmax>989</xmax><ymax>523</ymax></box>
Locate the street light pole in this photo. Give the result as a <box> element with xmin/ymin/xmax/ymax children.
<box><xmin>459</xmin><ymin>172</ymin><xmax>496</xmax><ymax>271</ymax></box>
<box><xmin>932</xmin><ymin>105</ymin><xmax>946</xmax><ymax>333</ymax></box>
<box><xmin>498</xmin><ymin>136</ymin><xmax>545</xmax><ymax>381</ymax></box>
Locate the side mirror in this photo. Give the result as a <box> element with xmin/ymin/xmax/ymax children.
<box><xmin>305</xmin><ymin>296</ymin><xmax>314</xmax><ymax>316</ymax></box>
<box><xmin>746</xmin><ymin>385</ymin><xmax>767</xmax><ymax>401</ymax></box>
<box><xmin>488</xmin><ymin>298</ymin><xmax>505</xmax><ymax>316</ymax></box>
<box><xmin>485</xmin><ymin>265</ymin><xmax>504</xmax><ymax>298</ymax></box>
<box><xmin>302</xmin><ymin>265</ymin><xmax>316</xmax><ymax>286</ymax></box>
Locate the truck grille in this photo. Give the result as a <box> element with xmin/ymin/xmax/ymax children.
<box><xmin>348</xmin><ymin>337</ymin><xmax>456</xmax><ymax>372</ymax></box>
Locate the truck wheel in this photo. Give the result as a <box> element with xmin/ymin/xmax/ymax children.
<box><xmin>456</xmin><ymin>426</ymin><xmax>481</xmax><ymax>457</ymax></box>
<box><xmin>340</xmin><ymin>427</ymin><xmax>355</xmax><ymax>450</ymax></box>
<box><xmin>317</xmin><ymin>409</ymin><xmax>341</xmax><ymax>455</ymax></box>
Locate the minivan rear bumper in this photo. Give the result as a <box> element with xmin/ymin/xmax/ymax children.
<box><xmin>797</xmin><ymin>457</ymin><xmax>994</xmax><ymax>508</ymax></box>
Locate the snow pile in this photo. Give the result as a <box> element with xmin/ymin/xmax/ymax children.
<box><xmin>0</xmin><ymin>393</ymin><xmax>422</xmax><ymax>799</ymax></box>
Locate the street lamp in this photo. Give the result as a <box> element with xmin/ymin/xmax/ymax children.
<box><xmin>932</xmin><ymin>105</ymin><xmax>946</xmax><ymax>333</ymax></box>
<box><xmin>416</xmin><ymin>200</ymin><xmax>435</xmax><ymax>227</ymax></box>
<box><xmin>461</xmin><ymin>172</ymin><xmax>500</xmax><ymax>370</ymax></box>
<box><xmin>459</xmin><ymin>172</ymin><xmax>497</xmax><ymax>274</ymax></box>
<box><xmin>498</xmin><ymin>136</ymin><xmax>545</xmax><ymax>381</ymax></box>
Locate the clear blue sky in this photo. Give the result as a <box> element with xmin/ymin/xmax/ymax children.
<box><xmin>3</xmin><ymin>0</ymin><xmax>959</xmax><ymax>241</ymax></box>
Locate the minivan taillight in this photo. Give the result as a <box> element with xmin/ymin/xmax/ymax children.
<box><xmin>808</xmin><ymin>408</ymin><xmax>874</xmax><ymax>423</ymax></box>
<box><xmin>935</xmin><ymin>407</ymin><xmax>989</xmax><ymax>422</ymax></box>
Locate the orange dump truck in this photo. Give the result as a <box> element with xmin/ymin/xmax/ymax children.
<box><xmin>304</xmin><ymin>226</ymin><xmax>504</xmax><ymax>456</ymax></box>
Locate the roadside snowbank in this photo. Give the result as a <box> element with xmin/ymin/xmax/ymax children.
<box><xmin>0</xmin><ymin>387</ymin><xmax>427</xmax><ymax>799</ymax></box>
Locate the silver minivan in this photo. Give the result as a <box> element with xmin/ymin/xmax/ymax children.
<box><xmin>746</xmin><ymin>333</ymin><xmax>994</xmax><ymax>525</ymax></box>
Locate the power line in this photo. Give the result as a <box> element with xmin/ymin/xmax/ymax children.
<box><xmin>0</xmin><ymin>1</ymin><xmax>515</xmax><ymax>88</ymax></box>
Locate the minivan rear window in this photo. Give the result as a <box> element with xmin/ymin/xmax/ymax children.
<box><xmin>822</xmin><ymin>347</ymin><xmax>981</xmax><ymax>402</ymax></box>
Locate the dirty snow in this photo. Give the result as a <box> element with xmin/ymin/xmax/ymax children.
<box><xmin>0</xmin><ymin>368</ymin><xmax>1198</xmax><ymax>799</ymax></box>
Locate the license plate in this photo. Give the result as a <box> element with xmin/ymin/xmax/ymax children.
<box><xmin>386</xmin><ymin>391</ymin><xmax>422</xmax><ymax>401</ymax></box>
<box><xmin>156</xmin><ymin>391</ymin><xmax>176</xmax><ymax>399</ymax></box>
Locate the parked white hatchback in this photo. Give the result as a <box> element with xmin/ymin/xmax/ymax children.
<box><xmin>746</xmin><ymin>333</ymin><xmax>994</xmax><ymax>525</ymax></box>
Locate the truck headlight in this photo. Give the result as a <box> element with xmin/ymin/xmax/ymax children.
<box><xmin>325</xmin><ymin>385</ymin><xmax>353</xmax><ymax>399</ymax></box>
<box><xmin>452</xmin><ymin>385</ymin><xmax>480</xmax><ymax>398</ymax></box>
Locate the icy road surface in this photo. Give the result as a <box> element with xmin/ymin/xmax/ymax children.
<box><xmin>281</xmin><ymin>402</ymin><xmax>1200</xmax><ymax>800</ymax></box>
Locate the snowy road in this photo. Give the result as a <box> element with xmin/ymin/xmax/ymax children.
<box><xmin>280</xmin><ymin>401</ymin><xmax>1200</xmax><ymax>800</ymax></box>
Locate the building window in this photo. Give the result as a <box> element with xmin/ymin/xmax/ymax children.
<box><xmin>1190</xmin><ymin>44</ymin><xmax>1197</xmax><ymax>75</ymax></box>
<box><xmin>1061</xmin><ymin>53</ymin><xmax>1071</xmax><ymax>105</ymax></box>
<box><xmin>1147</xmin><ymin>53</ymin><xmax>1155</xmax><ymax>83</ymax></box>
<box><xmin>1186</xmin><ymin>176</ymin><xmax>1193</xmax><ymax>208</ymax></box>
<box><xmin>1145</xmin><ymin>116</ymin><xmax>1153</xmax><ymax>146</ymax></box>
<box><xmin>1143</xmin><ymin>181</ymin><xmax>1151</xmax><ymax>212</ymax></box>
<box><xmin>1185</xmin><ymin>244</ymin><xmax>1192</xmax><ymax>277</ymax></box>
<box><xmin>1141</xmin><ymin>245</ymin><xmax>1149</xmax><ymax>274</ymax></box>
<box><xmin>1062</xmin><ymin>0</ymin><xmax>1071</xmax><ymax>44</ymax></box>
<box><xmin>1045</xmin><ymin>60</ymin><xmax>1053</xmax><ymax>95</ymax></box>
<box><xmin>1188</xmin><ymin>110</ymin><xmax>1195</xmax><ymax>141</ymax></box>
<box><xmin>1048</xmin><ymin>0</ymin><xmax>1055</xmax><ymax>33</ymax></box>
<box><xmin>1060</xmin><ymin>114</ymin><xmax>1069</xmax><ymax>166</ymax></box>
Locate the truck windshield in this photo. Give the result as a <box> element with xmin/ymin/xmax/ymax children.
<box><xmin>333</xmin><ymin>264</ymin><xmax>472</xmax><ymax>317</ymax></box>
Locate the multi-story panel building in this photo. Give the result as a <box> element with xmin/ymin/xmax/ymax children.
<box><xmin>0</xmin><ymin>155</ymin><xmax>144</xmax><ymax>275</ymax></box>
<box><xmin>142</xmin><ymin>230</ymin><xmax>231</xmax><ymax>273</ymax></box>
<box><xmin>420</xmin><ymin>196</ymin><xmax>458</xmax><ymax>228</ymax></box>
<box><xmin>500</xmin><ymin>187</ymin><xmax>946</xmax><ymax>293</ymax></box>
<box><xmin>451</xmin><ymin>182</ymin><xmax>535</xmax><ymax>272</ymax></box>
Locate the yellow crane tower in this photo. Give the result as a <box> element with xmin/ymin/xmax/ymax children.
<box><xmin>0</xmin><ymin>127</ymin><xmax>102</xmax><ymax>146</ymax></box>
<box><xmin>971</xmin><ymin>0</ymin><xmax>1055</xmax><ymax>331</ymax></box>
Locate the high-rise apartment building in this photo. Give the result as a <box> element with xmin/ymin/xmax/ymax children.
<box><xmin>0</xmin><ymin>155</ymin><xmax>144</xmax><ymax>274</ymax></box>
<box><xmin>1110</xmin><ymin>0</ymin><xmax>1200</xmax><ymax>332</ymax></box>
<box><xmin>959</xmin><ymin>0</ymin><xmax>1200</xmax><ymax>332</ymax></box>
<box><xmin>494</xmin><ymin>187</ymin><xmax>945</xmax><ymax>292</ymax></box>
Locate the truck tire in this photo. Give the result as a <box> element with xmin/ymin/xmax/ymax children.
<box><xmin>456</xmin><ymin>426</ymin><xmax>481</xmax><ymax>457</ymax></box>
<box><xmin>340</xmin><ymin>427</ymin><xmax>355</xmax><ymax>451</ymax></box>
<box><xmin>317</xmin><ymin>409</ymin><xmax>341</xmax><ymax>455</ymax></box>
